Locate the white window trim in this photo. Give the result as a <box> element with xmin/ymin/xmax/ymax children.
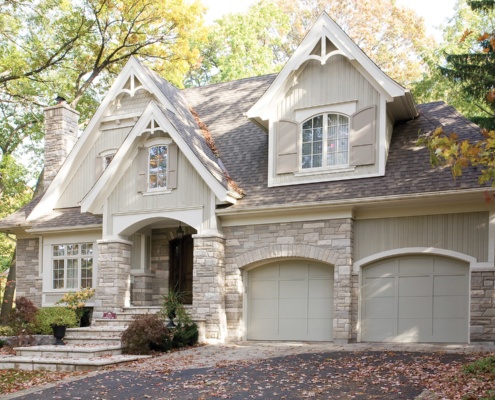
<box><xmin>51</xmin><ymin>242</ymin><xmax>95</xmax><ymax>291</ymax></box>
<box><xmin>299</xmin><ymin>112</ymin><xmax>350</xmax><ymax>171</ymax></box>
<box><xmin>294</xmin><ymin>101</ymin><xmax>356</xmax><ymax>122</ymax></box>
<box><xmin>145</xmin><ymin>138</ymin><xmax>172</xmax><ymax>193</ymax></box>
<box><xmin>99</xmin><ymin>149</ymin><xmax>118</xmax><ymax>171</ymax></box>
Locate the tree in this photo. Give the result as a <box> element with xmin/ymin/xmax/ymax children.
<box><xmin>188</xmin><ymin>0</ymin><xmax>434</xmax><ymax>87</ymax></box>
<box><xmin>418</xmin><ymin>1</ymin><xmax>495</xmax><ymax>187</ymax></box>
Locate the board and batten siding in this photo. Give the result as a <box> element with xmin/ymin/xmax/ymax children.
<box><xmin>276</xmin><ymin>57</ymin><xmax>380</xmax><ymax>122</ymax></box>
<box><xmin>107</xmin><ymin>148</ymin><xmax>215</xmax><ymax>227</ymax></box>
<box><xmin>354</xmin><ymin>212</ymin><xmax>489</xmax><ymax>262</ymax></box>
<box><xmin>57</xmin><ymin>126</ymin><xmax>132</xmax><ymax>208</ymax></box>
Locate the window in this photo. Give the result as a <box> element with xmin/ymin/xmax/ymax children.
<box><xmin>104</xmin><ymin>154</ymin><xmax>114</xmax><ymax>169</ymax></box>
<box><xmin>52</xmin><ymin>243</ymin><xmax>94</xmax><ymax>290</ymax></box>
<box><xmin>148</xmin><ymin>145</ymin><xmax>167</xmax><ymax>189</ymax></box>
<box><xmin>302</xmin><ymin>113</ymin><xmax>349</xmax><ymax>169</ymax></box>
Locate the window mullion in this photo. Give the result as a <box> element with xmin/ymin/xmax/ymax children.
<box><xmin>323</xmin><ymin>113</ymin><xmax>328</xmax><ymax>168</ymax></box>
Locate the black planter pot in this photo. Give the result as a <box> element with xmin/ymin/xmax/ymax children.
<box><xmin>51</xmin><ymin>325</ymin><xmax>67</xmax><ymax>345</ymax></box>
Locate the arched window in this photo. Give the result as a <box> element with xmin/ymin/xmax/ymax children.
<box><xmin>302</xmin><ymin>113</ymin><xmax>349</xmax><ymax>169</ymax></box>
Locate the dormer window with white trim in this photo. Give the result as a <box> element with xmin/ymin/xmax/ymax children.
<box><xmin>302</xmin><ymin>113</ymin><xmax>349</xmax><ymax>169</ymax></box>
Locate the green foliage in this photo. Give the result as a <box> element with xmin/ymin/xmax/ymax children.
<box><xmin>463</xmin><ymin>355</ymin><xmax>495</xmax><ymax>375</ymax></box>
<box><xmin>34</xmin><ymin>307</ymin><xmax>79</xmax><ymax>334</ymax></box>
<box><xmin>121</xmin><ymin>313</ymin><xmax>171</xmax><ymax>355</ymax></box>
<box><xmin>172</xmin><ymin>323</ymin><xmax>199</xmax><ymax>348</ymax></box>
<box><xmin>9</xmin><ymin>297</ymin><xmax>38</xmax><ymax>336</ymax></box>
<box><xmin>0</xmin><ymin>325</ymin><xmax>14</xmax><ymax>336</ymax></box>
<box><xmin>0</xmin><ymin>338</ymin><xmax>5</xmax><ymax>348</ymax></box>
<box><xmin>55</xmin><ymin>287</ymin><xmax>95</xmax><ymax>320</ymax></box>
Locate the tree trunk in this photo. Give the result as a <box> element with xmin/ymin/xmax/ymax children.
<box><xmin>0</xmin><ymin>250</ymin><xmax>16</xmax><ymax>325</ymax></box>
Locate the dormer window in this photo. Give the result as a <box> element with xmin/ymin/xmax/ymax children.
<box><xmin>148</xmin><ymin>145</ymin><xmax>167</xmax><ymax>189</ymax></box>
<box><xmin>302</xmin><ymin>113</ymin><xmax>349</xmax><ymax>169</ymax></box>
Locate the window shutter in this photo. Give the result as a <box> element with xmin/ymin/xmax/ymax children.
<box><xmin>95</xmin><ymin>156</ymin><xmax>103</xmax><ymax>180</ymax></box>
<box><xmin>350</xmin><ymin>106</ymin><xmax>376</xmax><ymax>166</ymax></box>
<box><xmin>167</xmin><ymin>143</ymin><xmax>178</xmax><ymax>189</ymax></box>
<box><xmin>137</xmin><ymin>147</ymin><xmax>148</xmax><ymax>192</ymax></box>
<box><xmin>276</xmin><ymin>120</ymin><xmax>299</xmax><ymax>174</ymax></box>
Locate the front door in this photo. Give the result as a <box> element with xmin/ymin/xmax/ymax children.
<box><xmin>169</xmin><ymin>234</ymin><xmax>193</xmax><ymax>304</ymax></box>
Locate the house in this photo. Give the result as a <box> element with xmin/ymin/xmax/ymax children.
<box><xmin>1</xmin><ymin>13</ymin><xmax>493</xmax><ymax>344</ymax></box>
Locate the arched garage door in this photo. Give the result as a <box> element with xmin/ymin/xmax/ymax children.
<box><xmin>247</xmin><ymin>260</ymin><xmax>334</xmax><ymax>341</ymax></box>
<box><xmin>361</xmin><ymin>255</ymin><xmax>469</xmax><ymax>343</ymax></box>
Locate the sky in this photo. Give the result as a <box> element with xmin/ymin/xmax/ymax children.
<box><xmin>202</xmin><ymin>0</ymin><xmax>459</xmax><ymax>41</ymax></box>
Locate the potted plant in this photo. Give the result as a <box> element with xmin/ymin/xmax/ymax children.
<box><xmin>161</xmin><ymin>288</ymin><xmax>185</xmax><ymax>328</ymax></box>
<box><xmin>42</xmin><ymin>307</ymin><xmax>79</xmax><ymax>345</ymax></box>
<box><xmin>56</xmin><ymin>287</ymin><xmax>95</xmax><ymax>326</ymax></box>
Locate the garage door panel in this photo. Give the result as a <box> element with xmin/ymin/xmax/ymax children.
<box><xmin>398</xmin><ymin>258</ymin><xmax>433</xmax><ymax>275</ymax></box>
<box><xmin>309</xmin><ymin>279</ymin><xmax>333</xmax><ymax>298</ymax></box>
<box><xmin>250</xmin><ymin>281</ymin><xmax>277</xmax><ymax>298</ymax></box>
<box><xmin>249</xmin><ymin>319</ymin><xmax>279</xmax><ymax>339</ymax></box>
<box><xmin>308</xmin><ymin>298</ymin><xmax>332</xmax><ymax>318</ymax></box>
<box><xmin>364</xmin><ymin>277</ymin><xmax>395</xmax><ymax>298</ymax></box>
<box><xmin>308</xmin><ymin>319</ymin><xmax>332</xmax><ymax>340</ymax></box>
<box><xmin>250</xmin><ymin>299</ymin><xmax>278</xmax><ymax>319</ymax></box>
<box><xmin>365</xmin><ymin>297</ymin><xmax>395</xmax><ymax>318</ymax></box>
<box><xmin>433</xmin><ymin>319</ymin><xmax>468</xmax><ymax>342</ymax></box>
<box><xmin>251</xmin><ymin>264</ymin><xmax>279</xmax><ymax>279</ymax></box>
<box><xmin>280</xmin><ymin>280</ymin><xmax>306</xmax><ymax>298</ymax></box>
<box><xmin>361</xmin><ymin>319</ymin><xmax>397</xmax><ymax>342</ymax></box>
<box><xmin>365</xmin><ymin>261</ymin><xmax>397</xmax><ymax>277</ymax></box>
<box><xmin>434</xmin><ymin>259</ymin><xmax>465</xmax><ymax>274</ymax></box>
<box><xmin>434</xmin><ymin>275</ymin><xmax>466</xmax><ymax>295</ymax></box>
<box><xmin>309</xmin><ymin>264</ymin><xmax>333</xmax><ymax>277</ymax></box>
<box><xmin>279</xmin><ymin>298</ymin><xmax>306</xmax><ymax>318</ymax></box>
<box><xmin>279</xmin><ymin>319</ymin><xmax>308</xmax><ymax>338</ymax></box>
<box><xmin>434</xmin><ymin>296</ymin><xmax>467</xmax><ymax>318</ymax></box>
<box><xmin>280</xmin><ymin>264</ymin><xmax>307</xmax><ymax>278</ymax></box>
<box><xmin>398</xmin><ymin>276</ymin><xmax>430</xmax><ymax>296</ymax></box>
<box><xmin>398</xmin><ymin>318</ymin><xmax>432</xmax><ymax>342</ymax></box>
<box><xmin>398</xmin><ymin>297</ymin><xmax>432</xmax><ymax>319</ymax></box>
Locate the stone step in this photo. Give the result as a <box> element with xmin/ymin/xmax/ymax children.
<box><xmin>15</xmin><ymin>345</ymin><xmax>123</xmax><ymax>359</ymax></box>
<box><xmin>65</xmin><ymin>327</ymin><xmax>125</xmax><ymax>338</ymax></box>
<box><xmin>65</xmin><ymin>336</ymin><xmax>122</xmax><ymax>346</ymax></box>
<box><xmin>93</xmin><ymin>318</ymin><xmax>134</xmax><ymax>327</ymax></box>
<box><xmin>121</xmin><ymin>306</ymin><xmax>161</xmax><ymax>315</ymax></box>
<box><xmin>0</xmin><ymin>355</ymin><xmax>150</xmax><ymax>372</ymax></box>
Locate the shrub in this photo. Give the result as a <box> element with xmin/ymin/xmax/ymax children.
<box><xmin>172</xmin><ymin>323</ymin><xmax>199</xmax><ymax>348</ymax></box>
<box><xmin>34</xmin><ymin>307</ymin><xmax>79</xmax><ymax>335</ymax></box>
<box><xmin>121</xmin><ymin>314</ymin><xmax>171</xmax><ymax>355</ymax></box>
<box><xmin>0</xmin><ymin>338</ymin><xmax>5</xmax><ymax>348</ymax></box>
<box><xmin>55</xmin><ymin>288</ymin><xmax>95</xmax><ymax>320</ymax></box>
<box><xmin>0</xmin><ymin>325</ymin><xmax>14</xmax><ymax>336</ymax></box>
<box><xmin>9</xmin><ymin>297</ymin><xmax>38</xmax><ymax>335</ymax></box>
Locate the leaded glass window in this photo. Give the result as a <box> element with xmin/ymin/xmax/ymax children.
<box><xmin>52</xmin><ymin>243</ymin><xmax>94</xmax><ymax>290</ymax></box>
<box><xmin>148</xmin><ymin>145</ymin><xmax>167</xmax><ymax>189</ymax></box>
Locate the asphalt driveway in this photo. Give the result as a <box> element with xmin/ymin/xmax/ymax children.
<box><xmin>5</xmin><ymin>350</ymin><xmax>476</xmax><ymax>399</ymax></box>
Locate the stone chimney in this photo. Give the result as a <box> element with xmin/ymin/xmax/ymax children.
<box><xmin>43</xmin><ymin>100</ymin><xmax>80</xmax><ymax>190</ymax></box>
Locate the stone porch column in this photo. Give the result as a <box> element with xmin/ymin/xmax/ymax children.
<box><xmin>93</xmin><ymin>239</ymin><xmax>132</xmax><ymax>318</ymax></box>
<box><xmin>192</xmin><ymin>232</ymin><xmax>227</xmax><ymax>342</ymax></box>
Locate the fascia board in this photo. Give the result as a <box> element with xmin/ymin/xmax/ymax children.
<box><xmin>29</xmin><ymin>57</ymin><xmax>178</xmax><ymax>221</ymax></box>
<box><xmin>82</xmin><ymin>102</ymin><xmax>233</xmax><ymax>213</ymax></box>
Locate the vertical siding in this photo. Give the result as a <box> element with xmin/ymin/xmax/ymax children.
<box><xmin>108</xmin><ymin>149</ymin><xmax>214</xmax><ymax>223</ymax></box>
<box><xmin>354</xmin><ymin>212</ymin><xmax>489</xmax><ymax>262</ymax></box>
<box><xmin>57</xmin><ymin>126</ymin><xmax>133</xmax><ymax>207</ymax></box>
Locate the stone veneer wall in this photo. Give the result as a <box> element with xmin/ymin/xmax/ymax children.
<box><xmin>16</xmin><ymin>238</ymin><xmax>42</xmax><ymax>307</ymax></box>
<box><xmin>192</xmin><ymin>233</ymin><xmax>227</xmax><ymax>341</ymax></box>
<box><xmin>223</xmin><ymin>219</ymin><xmax>353</xmax><ymax>342</ymax></box>
<box><xmin>471</xmin><ymin>270</ymin><xmax>495</xmax><ymax>342</ymax></box>
<box><xmin>94</xmin><ymin>239</ymin><xmax>131</xmax><ymax>317</ymax></box>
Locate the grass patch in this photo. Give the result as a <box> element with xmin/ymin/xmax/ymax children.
<box><xmin>463</xmin><ymin>355</ymin><xmax>495</xmax><ymax>376</ymax></box>
<box><xmin>0</xmin><ymin>369</ymin><xmax>75</xmax><ymax>395</ymax></box>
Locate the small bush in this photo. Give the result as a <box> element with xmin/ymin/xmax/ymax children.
<box><xmin>0</xmin><ymin>338</ymin><xmax>6</xmax><ymax>348</ymax></box>
<box><xmin>172</xmin><ymin>323</ymin><xmax>199</xmax><ymax>348</ymax></box>
<box><xmin>463</xmin><ymin>356</ymin><xmax>495</xmax><ymax>376</ymax></box>
<box><xmin>121</xmin><ymin>314</ymin><xmax>171</xmax><ymax>355</ymax></box>
<box><xmin>0</xmin><ymin>325</ymin><xmax>14</xmax><ymax>336</ymax></box>
<box><xmin>9</xmin><ymin>297</ymin><xmax>38</xmax><ymax>335</ymax></box>
<box><xmin>34</xmin><ymin>307</ymin><xmax>79</xmax><ymax>335</ymax></box>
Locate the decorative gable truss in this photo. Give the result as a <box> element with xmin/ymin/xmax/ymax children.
<box><xmin>81</xmin><ymin>101</ymin><xmax>237</xmax><ymax>215</ymax></box>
